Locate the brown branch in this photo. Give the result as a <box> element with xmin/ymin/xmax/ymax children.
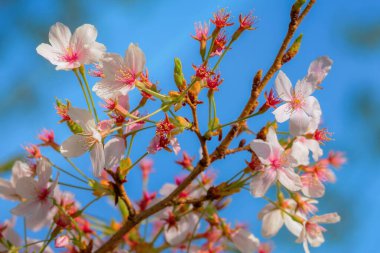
<box><xmin>120</xmin><ymin>185</ymin><xmax>136</xmax><ymax>218</ymax></box>
<box><xmin>95</xmin><ymin>2</ymin><xmax>316</xmax><ymax>252</ymax></box>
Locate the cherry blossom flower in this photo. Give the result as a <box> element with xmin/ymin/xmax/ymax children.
<box><xmin>258</xmin><ymin>199</ymin><xmax>303</xmax><ymax>238</ymax></box>
<box><xmin>93</xmin><ymin>43</ymin><xmax>146</xmax><ymax>99</ymax></box>
<box><xmin>60</xmin><ymin>107</ymin><xmax>105</xmax><ymax>176</ymax></box>
<box><xmin>273</xmin><ymin>71</ymin><xmax>322</xmax><ymax>136</ymax></box>
<box><xmin>36</xmin><ymin>22</ymin><xmax>105</xmax><ymax>70</ymax></box>
<box><xmin>0</xmin><ymin>217</ymin><xmax>21</xmax><ymax>251</ymax></box>
<box><xmin>291</xmin><ymin>136</ymin><xmax>322</xmax><ymax>165</ymax></box>
<box><xmin>296</xmin><ymin>213</ymin><xmax>340</xmax><ymax>253</ymax></box>
<box><xmin>11</xmin><ymin>159</ymin><xmax>58</xmax><ymax>230</ymax></box>
<box><xmin>230</xmin><ymin>228</ymin><xmax>260</xmax><ymax>253</ymax></box>
<box><xmin>301</xmin><ymin>160</ymin><xmax>336</xmax><ymax>198</ymax></box>
<box><xmin>0</xmin><ymin>161</ymin><xmax>33</xmax><ymax>201</ymax></box>
<box><xmin>249</xmin><ymin>127</ymin><xmax>302</xmax><ymax>197</ymax></box>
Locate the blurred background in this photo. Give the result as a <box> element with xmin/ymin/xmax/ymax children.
<box><xmin>1</xmin><ymin>0</ymin><xmax>379</xmax><ymax>252</ymax></box>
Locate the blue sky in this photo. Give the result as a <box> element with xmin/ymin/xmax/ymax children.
<box><xmin>1</xmin><ymin>0</ymin><xmax>380</xmax><ymax>252</ymax></box>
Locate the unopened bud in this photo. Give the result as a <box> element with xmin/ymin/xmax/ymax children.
<box><xmin>291</xmin><ymin>0</ymin><xmax>307</xmax><ymax>18</ymax></box>
<box><xmin>174</xmin><ymin>58</ymin><xmax>187</xmax><ymax>90</ymax></box>
<box><xmin>282</xmin><ymin>34</ymin><xmax>303</xmax><ymax>64</ymax></box>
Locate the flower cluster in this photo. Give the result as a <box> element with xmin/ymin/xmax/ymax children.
<box><xmin>0</xmin><ymin>2</ymin><xmax>344</xmax><ymax>253</ymax></box>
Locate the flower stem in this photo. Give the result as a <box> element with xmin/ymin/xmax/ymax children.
<box><xmin>80</xmin><ymin>65</ymin><xmax>99</xmax><ymax>123</ymax></box>
<box><xmin>73</xmin><ymin>69</ymin><xmax>93</xmax><ymax>116</ymax></box>
<box><xmin>64</xmin><ymin>157</ymin><xmax>92</xmax><ymax>182</ymax></box>
<box><xmin>52</xmin><ymin>163</ymin><xmax>88</xmax><ymax>184</ymax></box>
<box><xmin>57</xmin><ymin>181</ymin><xmax>93</xmax><ymax>191</ymax></box>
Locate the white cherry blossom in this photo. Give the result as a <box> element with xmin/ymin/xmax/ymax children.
<box><xmin>37</xmin><ymin>22</ymin><xmax>105</xmax><ymax>70</ymax></box>
<box><xmin>0</xmin><ymin>161</ymin><xmax>33</xmax><ymax>201</ymax></box>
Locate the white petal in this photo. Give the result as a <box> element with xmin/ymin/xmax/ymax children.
<box><xmin>290</xmin><ymin>109</ymin><xmax>310</xmax><ymax>136</ymax></box>
<box><xmin>291</xmin><ymin>140</ymin><xmax>310</xmax><ymax>166</ymax></box>
<box><xmin>90</xmin><ymin>142</ymin><xmax>105</xmax><ymax>177</ymax></box>
<box><xmin>11</xmin><ymin>161</ymin><xmax>32</xmax><ymax>184</ymax></box>
<box><xmin>93</xmin><ymin>79</ymin><xmax>128</xmax><ymax>100</ymax></box>
<box><xmin>0</xmin><ymin>179</ymin><xmax>18</xmax><ymax>201</ymax></box>
<box><xmin>250</xmin><ymin>139</ymin><xmax>271</xmax><ymax>161</ymax></box>
<box><xmin>273</xmin><ymin>103</ymin><xmax>292</xmax><ymax>123</ymax></box>
<box><xmin>303</xmin><ymin>96</ymin><xmax>321</xmax><ymax>118</ymax></box>
<box><xmin>295</xmin><ymin>79</ymin><xmax>313</xmax><ymax>98</ymax></box>
<box><xmin>125</xmin><ymin>43</ymin><xmax>146</xmax><ymax>74</ymax></box>
<box><xmin>48</xmin><ymin>22</ymin><xmax>71</xmax><ymax>52</ymax></box>
<box><xmin>11</xmin><ymin>199</ymin><xmax>39</xmax><ymax>217</ymax></box>
<box><xmin>278</xmin><ymin>167</ymin><xmax>302</xmax><ymax>192</ymax></box>
<box><xmin>304</xmin><ymin>139</ymin><xmax>322</xmax><ymax>161</ymax></box>
<box><xmin>250</xmin><ymin>170</ymin><xmax>276</xmax><ymax>197</ymax></box>
<box><xmin>15</xmin><ymin>177</ymin><xmax>38</xmax><ymax>199</ymax></box>
<box><xmin>306</xmin><ymin>56</ymin><xmax>333</xmax><ymax>89</ymax></box>
<box><xmin>266</xmin><ymin>127</ymin><xmax>283</xmax><ymax>151</ymax></box>
<box><xmin>104</xmin><ymin>137</ymin><xmax>125</xmax><ymax>169</ymax></box>
<box><xmin>36</xmin><ymin>43</ymin><xmax>61</xmax><ymax>65</ymax></box>
<box><xmin>164</xmin><ymin>214</ymin><xmax>197</xmax><ymax>246</ymax></box>
<box><xmin>284</xmin><ymin>214</ymin><xmax>303</xmax><ymax>236</ymax></box>
<box><xmin>231</xmin><ymin>228</ymin><xmax>260</xmax><ymax>253</ymax></box>
<box><xmin>261</xmin><ymin>209</ymin><xmax>284</xmax><ymax>237</ymax></box>
<box><xmin>275</xmin><ymin>70</ymin><xmax>293</xmax><ymax>101</ymax></box>
<box><xmin>60</xmin><ymin>134</ymin><xmax>90</xmax><ymax>157</ymax></box>
<box><xmin>36</xmin><ymin>159</ymin><xmax>52</xmax><ymax>188</ymax></box>
<box><xmin>68</xmin><ymin>107</ymin><xmax>95</xmax><ymax>132</ymax></box>
<box><xmin>258</xmin><ymin>203</ymin><xmax>276</xmax><ymax>220</ymax></box>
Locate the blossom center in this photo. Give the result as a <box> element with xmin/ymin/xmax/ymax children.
<box><xmin>115</xmin><ymin>67</ymin><xmax>136</xmax><ymax>85</ymax></box>
<box><xmin>38</xmin><ymin>188</ymin><xmax>50</xmax><ymax>201</ymax></box>
<box><xmin>62</xmin><ymin>47</ymin><xmax>79</xmax><ymax>63</ymax></box>
<box><xmin>290</xmin><ymin>95</ymin><xmax>305</xmax><ymax>110</ymax></box>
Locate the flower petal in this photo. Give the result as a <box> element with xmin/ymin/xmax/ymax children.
<box><xmin>290</xmin><ymin>109</ymin><xmax>310</xmax><ymax>136</ymax></box>
<box><xmin>306</xmin><ymin>56</ymin><xmax>333</xmax><ymax>89</ymax></box>
<box><xmin>48</xmin><ymin>22</ymin><xmax>71</xmax><ymax>52</ymax></box>
<box><xmin>60</xmin><ymin>134</ymin><xmax>90</xmax><ymax>157</ymax></box>
<box><xmin>250</xmin><ymin>139</ymin><xmax>272</xmax><ymax>161</ymax></box>
<box><xmin>261</xmin><ymin>209</ymin><xmax>284</xmax><ymax>238</ymax></box>
<box><xmin>278</xmin><ymin>167</ymin><xmax>302</xmax><ymax>192</ymax></box>
<box><xmin>90</xmin><ymin>142</ymin><xmax>105</xmax><ymax>177</ymax></box>
<box><xmin>104</xmin><ymin>137</ymin><xmax>125</xmax><ymax>169</ymax></box>
<box><xmin>275</xmin><ymin>70</ymin><xmax>293</xmax><ymax>101</ymax></box>
<box><xmin>68</xmin><ymin>107</ymin><xmax>95</xmax><ymax>132</ymax></box>
<box><xmin>273</xmin><ymin>103</ymin><xmax>292</xmax><ymax>123</ymax></box>
<box><xmin>125</xmin><ymin>43</ymin><xmax>146</xmax><ymax>74</ymax></box>
<box><xmin>250</xmin><ymin>170</ymin><xmax>276</xmax><ymax>197</ymax></box>
<box><xmin>231</xmin><ymin>228</ymin><xmax>260</xmax><ymax>253</ymax></box>
<box><xmin>15</xmin><ymin>177</ymin><xmax>38</xmax><ymax>199</ymax></box>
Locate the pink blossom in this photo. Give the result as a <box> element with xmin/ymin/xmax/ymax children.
<box><xmin>273</xmin><ymin>71</ymin><xmax>322</xmax><ymax>136</ymax></box>
<box><xmin>0</xmin><ymin>218</ymin><xmax>21</xmax><ymax>251</ymax></box>
<box><xmin>0</xmin><ymin>161</ymin><xmax>33</xmax><ymax>201</ymax></box>
<box><xmin>192</xmin><ymin>22</ymin><xmax>209</xmax><ymax>42</ymax></box>
<box><xmin>249</xmin><ymin>127</ymin><xmax>302</xmax><ymax>197</ymax></box>
<box><xmin>55</xmin><ymin>234</ymin><xmax>70</xmax><ymax>248</ymax></box>
<box><xmin>230</xmin><ymin>228</ymin><xmax>260</xmax><ymax>253</ymax></box>
<box><xmin>37</xmin><ymin>22</ymin><xmax>105</xmax><ymax>70</ymax></box>
<box><xmin>11</xmin><ymin>159</ymin><xmax>58</xmax><ymax>230</ymax></box>
<box><xmin>296</xmin><ymin>213</ymin><xmax>340</xmax><ymax>253</ymax></box>
<box><xmin>60</xmin><ymin>107</ymin><xmax>105</xmax><ymax>176</ymax></box>
<box><xmin>211</xmin><ymin>9</ymin><xmax>233</xmax><ymax>29</ymax></box>
<box><xmin>104</xmin><ymin>136</ymin><xmax>125</xmax><ymax>169</ymax></box>
<box><xmin>304</xmin><ymin>56</ymin><xmax>333</xmax><ymax>90</ymax></box>
<box><xmin>327</xmin><ymin>151</ymin><xmax>346</xmax><ymax>168</ymax></box>
<box><xmin>93</xmin><ymin>43</ymin><xmax>146</xmax><ymax>99</ymax></box>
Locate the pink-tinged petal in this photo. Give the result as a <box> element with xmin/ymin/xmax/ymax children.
<box><xmin>310</xmin><ymin>213</ymin><xmax>340</xmax><ymax>224</ymax></box>
<box><xmin>11</xmin><ymin>161</ymin><xmax>32</xmax><ymax>184</ymax></box>
<box><xmin>275</xmin><ymin>70</ymin><xmax>293</xmax><ymax>101</ymax></box>
<box><xmin>60</xmin><ymin>134</ymin><xmax>90</xmax><ymax>157</ymax></box>
<box><xmin>118</xmin><ymin>94</ymin><xmax>130</xmax><ymax>111</ymax></box>
<box><xmin>250</xmin><ymin>139</ymin><xmax>271</xmax><ymax>162</ymax></box>
<box><xmin>290</xmin><ymin>109</ymin><xmax>310</xmax><ymax>136</ymax></box>
<box><xmin>104</xmin><ymin>137</ymin><xmax>125</xmax><ymax>169</ymax></box>
<box><xmin>231</xmin><ymin>228</ymin><xmax>260</xmax><ymax>253</ymax></box>
<box><xmin>278</xmin><ymin>167</ymin><xmax>302</xmax><ymax>192</ymax></box>
<box><xmin>36</xmin><ymin>43</ymin><xmax>61</xmax><ymax>65</ymax></box>
<box><xmin>93</xmin><ymin>79</ymin><xmax>128</xmax><ymax>100</ymax></box>
<box><xmin>261</xmin><ymin>209</ymin><xmax>284</xmax><ymax>238</ymax></box>
<box><xmin>0</xmin><ymin>179</ymin><xmax>18</xmax><ymax>201</ymax></box>
<box><xmin>11</xmin><ymin>199</ymin><xmax>39</xmax><ymax>216</ymax></box>
<box><xmin>125</xmin><ymin>43</ymin><xmax>146</xmax><ymax>74</ymax></box>
<box><xmin>306</xmin><ymin>56</ymin><xmax>333</xmax><ymax>89</ymax></box>
<box><xmin>301</xmin><ymin>174</ymin><xmax>325</xmax><ymax>198</ymax></box>
<box><xmin>250</xmin><ymin>170</ymin><xmax>276</xmax><ymax>197</ymax></box>
<box><xmin>325</xmin><ymin>169</ymin><xmax>336</xmax><ymax>183</ymax></box>
<box><xmin>284</xmin><ymin>214</ymin><xmax>303</xmax><ymax>236</ymax></box>
<box><xmin>101</xmin><ymin>53</ymin><xmax>124</xmax><ymax>77</ymax></box>
<box><xmin>258</xmin><ymin>203</ymin><xmax>276</xmax><ymax>220</ymax></box>
<box><xmin>15</xmin><ymin>177</ymin><xmax>38</xmax><ymax>199</ymax></box>
<box><xmin>304</xmin><ymin>139</ymin><xmax>322</xmax><ymax>161</ymax></box>
<box><xmin>27</xmin><ymin>201</ymin><xmax>54</xmax><ymax>231</ymax></box>
<box><xmin>266</xmin><ymin>127</ymin><xmax>283</xmax><ymax>151</ymax></box>
<box><xmin>68</xmin><ymin>107</ymin><xmax>95</xmax><ymax>132</ymax></box>
<box><xmin>159</xmin><ymin>183</ymin><xmax>176</xmax><ymax>197</ymax></box>
<box><xmin>273</xmin><ymin>103</ymin><xmax>292</xmax><ymax>123</ymax></box>
<box><xmin>295</xmin><ymin>79</ymin><xmax>313</xmax><ymax>98</ymax></box>
<box><xmin>2</xmin><ymin>218</ymin><xmax>21</xmax><ymax>247</ymax></box>
<box><xmin>36</xmin><ymin>159</ymin><xmax>52</xmax><ymax>188</ymax></box>
<box><xmin>48</xmin><ymin>22</ymin><xmax>71</xmax><ymax>52</ymax></box>
<box><xmin>90</xmin><ymin>142</ymin><xmax>105</xmax><ymax>177</ymax></box>
<box><xmin>303</xmin><ymin>96</ymin><xmax>322</xmax><ymax>118</ymax></box>
<box><xmin>291</xmin><ymin>140</ymin><xmax>310</xmax><ymax>166</ymax></box>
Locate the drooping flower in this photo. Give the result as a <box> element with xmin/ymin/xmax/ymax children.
<box><xmin>11</xmin><ymin>159</ymin><xmax>58</xmax><ymax>230</ymax></box>
<box><xmin>273</xmin><ymin>70</ymin><xmax>322</xmax><ymax>136</ymax></box>
<box><xmin>249</xmin><ymin>127</ymin><xmax>302</xmax><ymax>197</ymax></box>
<box><xmin>296</xmin><ymin>213</ymin><xmax>340</xmax><ymax>253</ymax></box>
<box><xmin>60</xmin><ymin>107</ymin><xmax>105</xmax><ymax>176</ymax></box>
<box><xmin>0</xmin><ymin>161</ymin><xmax>33</xmax><ymax>201</ymax></box>
<box><xmin>36</xmin><ymin>22</ymin><xmax>105</xmax><ymax>70</ymax></box>
<box><xmin>93</xmin><ymin>43</ymin><xmax>146</xmax><ymax>99</ymax></box>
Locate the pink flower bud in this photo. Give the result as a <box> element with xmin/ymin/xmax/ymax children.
<box><xmin>55</xmin><ymin>235</ymin><xmax>69</xmax><ymax>248</ymax></box>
